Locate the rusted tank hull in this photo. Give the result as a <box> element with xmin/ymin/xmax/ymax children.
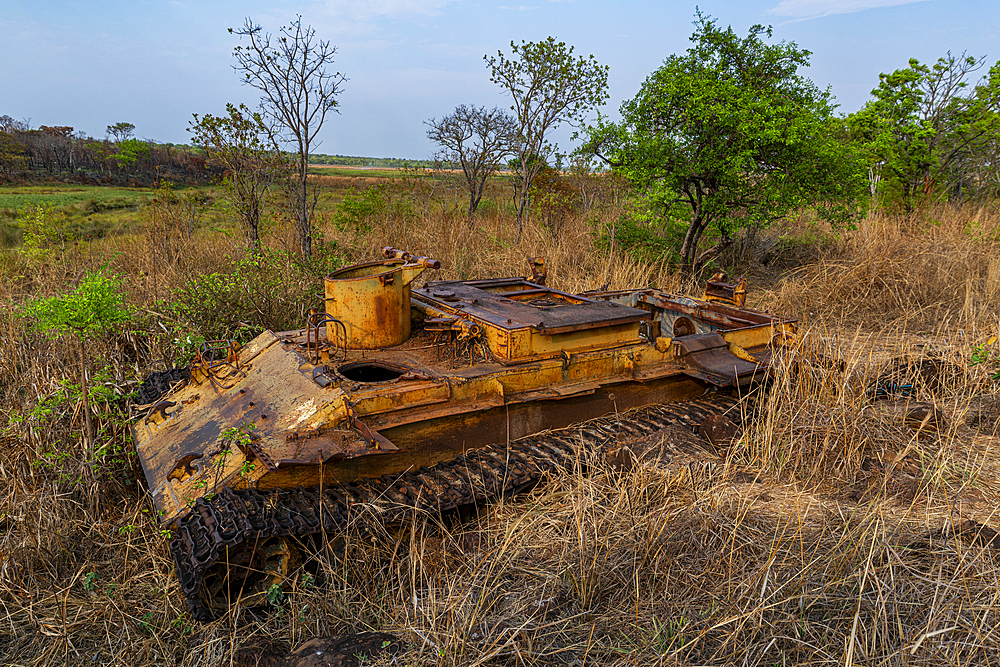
<box><xmin>136</xmin><ymin>321</ymin><xmax>785</xmax><ymax>523</ymax></box>
<box><xmin>132</xmin><ymin>250</ymin><xmax>797</xmax><ymax>620</ymax></box>
<box><xmin>255</xmin><ymin>373</ymin><xmax>711</xmax><ymax>489</ymax></box>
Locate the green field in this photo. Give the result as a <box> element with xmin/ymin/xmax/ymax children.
<box><xmin>0</xmin><ymin>184</ymin><xmax>148</xmax><ymax>212</ymax></box>
<box><xmin>0</xmin><ymin>183</ymin><xmax>224</xmax><ymax>248</ymax></box>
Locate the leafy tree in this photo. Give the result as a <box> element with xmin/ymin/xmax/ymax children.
<box><xmin>848</xmin><ymin>53</ymin><xmax>1000</xmax><ymax>209</ymax></box>
<box><xmin>486</xmin><ymin>37</ymin><xmax>609</xmax><ymax>242</ymax></box>
<box><xmin>231</xmin><ymin>15</ymin><xmax>347</xmax><ymax>259</ymax></box>
<box><xmin>529</xmin><ymin>163</ymin><xmax>576</xmax><ymax>236</ymax></box>
<box><xmin>426</xmin><ymin>105</ymin><xmax>516</xmax><ymax>220</ymax></box>
<box><xmin>581</xmin><ymin>13</ymin><xmax>864</xmax><ymax>276</ymax></box>
<box><xmin>190</xmin><ymin>103</ymin><xmax>287</xmax><ymax>251</ymax></box>
<box><xmin>113</xmin><ymin>138</ymin><xmax>151</xmax><ymax>170</ymax></box>
<box><xmin>24</xmin><ymin>271</ymin><xmax>131</xmax><ymax>454</ymax></box>
<box><xmin>106</xmin><ymin>122</ymin><xmax>136</xmax><ymax>142</ymax></box>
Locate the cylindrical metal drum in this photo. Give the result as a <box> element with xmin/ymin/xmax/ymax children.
<box><xmin>323</xmin><ymin>259</ymin><xmax>427</xmax><ymax>349</ymax></box>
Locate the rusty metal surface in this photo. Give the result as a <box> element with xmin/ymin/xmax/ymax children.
<box><xmin>134</xmin><ymin>331</ymin><xmax>383</xmax><ymax>523</ymax></box>
<box><xmin>703</xmin><ymin>272</ymin><xmax>747</xmax><ymax>308</ymax></box>
<box><xmin>415</xmin><ymin>279</ymin><xmax>651</xmax><ymax>335</ymax></box>
<box><xmin>139</xmin><ymin>255</ymin><xmax>797</xmax><ymax>524</ymax></box>
<box><xmin>256</xmin><ymin>373</ymin><xmax>709</xmax><ymax>489</ymax></box>
<box><xmin>323</xmin><ymin>259</ymin><xmax>431</xmax><ymax>349</ymax></box>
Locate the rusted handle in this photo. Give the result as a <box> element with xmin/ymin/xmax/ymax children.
<box><xmin>382</xmin><ymin>246</ymin><xmax>442</xmax><ymax>270</ymax></box>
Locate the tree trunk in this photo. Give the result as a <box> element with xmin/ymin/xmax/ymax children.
<box><xmin>298</xmin><ymin>167</ymin><xmax>312</xmax><ymax>259</ymax></box>
<box><xmin>679</xmin><ymin>214</ymin><xmax>707</xmax><ymax>277</ymax></box>
<box><xmin>692</xmin><ymin>233</ymin><xmax>733</xmax><ymax>276</ymax></box>
<box><xmin>514</xmin><ymin>199</ymin><xmax>526</xmax><ymax>244</ymax></box>
<box><xmin>78</xmin><ymin>335</ymin><xmax>94</xmax><ymax>457</ymax></box>
<box><xmin>468</xmin><ymin>176</ymin><xmax>485</xmax><ymax>222</ymax></box>
<box><xmin>248</xmin><ymin>222</ymin><xmax>260</xmax><ymax>254</ymax></box>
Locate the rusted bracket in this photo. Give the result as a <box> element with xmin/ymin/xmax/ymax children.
<box><xmin>703</xmin><ymin>272</ymin><xmax>747</xmax><ymax>308</ymax></box>
<box><xmin>528</xmin><ymin>256</ymin><xmax>547</xmax><ymax>286</ymax></box>
<box><xmin>193</xmin><ymin>340</ymin><xmax>245</xmax><ymax>390</ymax></box>
<box><xmin>311</xmin><ymin>365</ymin><xmax>333</xmax><ymax>388</ymax></box>
<box><xmin>305</xmin><ymin>308</ymin><xmax>347</xmax><ymax>364</ymax></box>
<box><xmin>343</xmin><ymin>399</ymin><xmax>393</xmax><ymax>451</ymax></box>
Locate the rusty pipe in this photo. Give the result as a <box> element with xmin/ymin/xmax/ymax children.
<box><xmin>382</xmin><ymin>246</ymin><xmax>442</xmax><ymax>270</ymax></box>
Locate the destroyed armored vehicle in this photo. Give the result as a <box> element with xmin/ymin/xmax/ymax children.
<box><xmin>133</xmin><ymin>248</ymin><xmax>797</xmax><ymax>619</ymax></box>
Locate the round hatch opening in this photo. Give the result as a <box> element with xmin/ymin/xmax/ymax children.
<box><xmin>529</xmin><ymin>298</ymin><xmax>558</xmax><ymax>308</ymax></box>
<box><xmin>338</xmin><ymin>362</ymin><xmax>406</xmax><ymax>383</ymax></box>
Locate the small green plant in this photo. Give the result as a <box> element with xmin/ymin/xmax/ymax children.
<box><xmin>82</xmin><ymin>571</ymin><xmax>98</xmax><ymax>592</ymax></box>
<box><xmin>171</xmin><ymin>614</ymin><xmax>193</xmax><ymax>636</ymax></box>
<box><xmin>17</xmin><ymin>202</ymin><xmax>74</xmax><ymax>253</ymax></box>
<box><xmin>210</xmin><ymin>422</ymin><xmax>257</xmax><ymax>490</ymax></box>
<box><xmin>267</xmin><ymin>582</ymin><xmax>285</xmax><ymax>607</ymax></box>
<box><xmin>971</xmin><ymin>336</ymin><xmax>1000</xmax><ymax>380</ymax></box>
<box><xmin>23</xmin><ymin>270</ymin><xmax>130</xmax><ymax>455</ymax></box>
<box><xmin>139</xmin><ymin>612</ymin><xmax>156</xmax><ymax>634</ymax></box>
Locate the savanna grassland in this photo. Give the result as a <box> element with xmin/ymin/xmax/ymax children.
<box><xmin>1</xmin><ymin>171</ymin><xmax>1000</xmax><ymax>667</ymax></box>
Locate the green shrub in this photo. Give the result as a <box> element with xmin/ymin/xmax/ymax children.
<box><xmin>17</xmin><ymin>202</ymin><xmax>75</xmax><ymax>252</ymax></box>
<box><xmin>596</xmin><ymin>211</ymin><xmax>683</xmax><ymax>265</ymax></box>
<box><xmin>169</xmin><ymin>245</ymin><xmax>344</xmax><ymax>343</ymax></box>
<box><xmin>82</xmin><ymin>196</ymin><xmax>133</xmax><ymax>214</ymax></box>
<box><xmin>332</xmin><ymin>183</ymin><xmax>416</xmax><ymax>234</ymax></box>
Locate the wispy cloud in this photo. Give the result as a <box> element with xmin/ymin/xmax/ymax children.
<box><xmin>498</xmin><ymin>5</ymin><xmax>540</xmax><ymax>10</ymax></box>
<box><xmin>766</xmin><ymin>0</ymin><xmax>932</xmax><ymax>20</ymax></box>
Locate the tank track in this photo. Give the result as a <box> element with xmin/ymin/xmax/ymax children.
<box><xmin>170</xmin><ymin>393</ymin><xmax>744</xmax><ymax>620</ymax></box>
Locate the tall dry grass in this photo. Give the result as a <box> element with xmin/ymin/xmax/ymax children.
<box><xmin>331</xmin><ymin>203</ymin><xmax>683</xmax><ymax>295</ymax></box>
<box><xmin>766</xmin><ymin>203</ymin><xmax>1000</xmax><ymax>330</ymax></box>
<box><xmin>2</xmin><ymin>187</ymin><xmax>1000</xmax><ymax>665</ymax></box>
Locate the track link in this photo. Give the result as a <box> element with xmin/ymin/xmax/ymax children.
<box><xmin>170</xmin><ymin>393</ymin><xmax>743</xmax><ymax>620</ymax></box>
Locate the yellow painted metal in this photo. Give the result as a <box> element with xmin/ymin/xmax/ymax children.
<box><xmin>136</xmin><ymin>257</ymin><xmax>799</xmax><ymax>525</ymax></box>
<box><xmin>323</xmin><ymin>259</ymin><xmax>431</xmax><ymax>349</ymax></box>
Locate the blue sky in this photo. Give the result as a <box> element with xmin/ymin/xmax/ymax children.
<box><xmin>2</xmin><ymin>0</ymin><xmax>997</xmax><ymax>159</ymax></box>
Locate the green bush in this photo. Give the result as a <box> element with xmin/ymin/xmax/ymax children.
<box><xmin>169</xmin><ymin>245</ymin><xmax>344</xmax><ymax>344</ymax></box>
<box><xmin>332</xmin><ymin>183</ymin><xmax>415</xmax><ymax>234</ymax></box>
<box><xmin>82</xmin><ymin>196</ymin><xmax>133</xmax><ymax>214</ymax></box>
<box><xmin>596</xmin><ymin>212</ymin><xmax>683</xmax><ymax>265</ymax></box>
<box><xmin>17</xmin><ymin>202</ymin><xmax>75</xmax><ymax>252</ymax></box>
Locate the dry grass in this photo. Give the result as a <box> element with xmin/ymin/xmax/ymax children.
<box><xmin>2</xmin><ymin>186</ymin><xmax>1000</xmax><ymax>665</ymax></box>
<box><xmin>765</xmin><ymin>204</ymin><xmax>1000</xmax><ymax>330</ymax></box>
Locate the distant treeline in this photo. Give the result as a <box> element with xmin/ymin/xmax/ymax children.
<box><xmin>0</xmin><ymin>114</ymin><xmax>437</xmax><ymax>185</ymax></box>
<box><xmin>309</xmin><ymin>154</ymin><xmax>439</xmax><ymax>169</ymax></box>
<box><xmin>0</xmin><ymin>117</ymin><xmax>221</xmax><ymax>186</ymax></box>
